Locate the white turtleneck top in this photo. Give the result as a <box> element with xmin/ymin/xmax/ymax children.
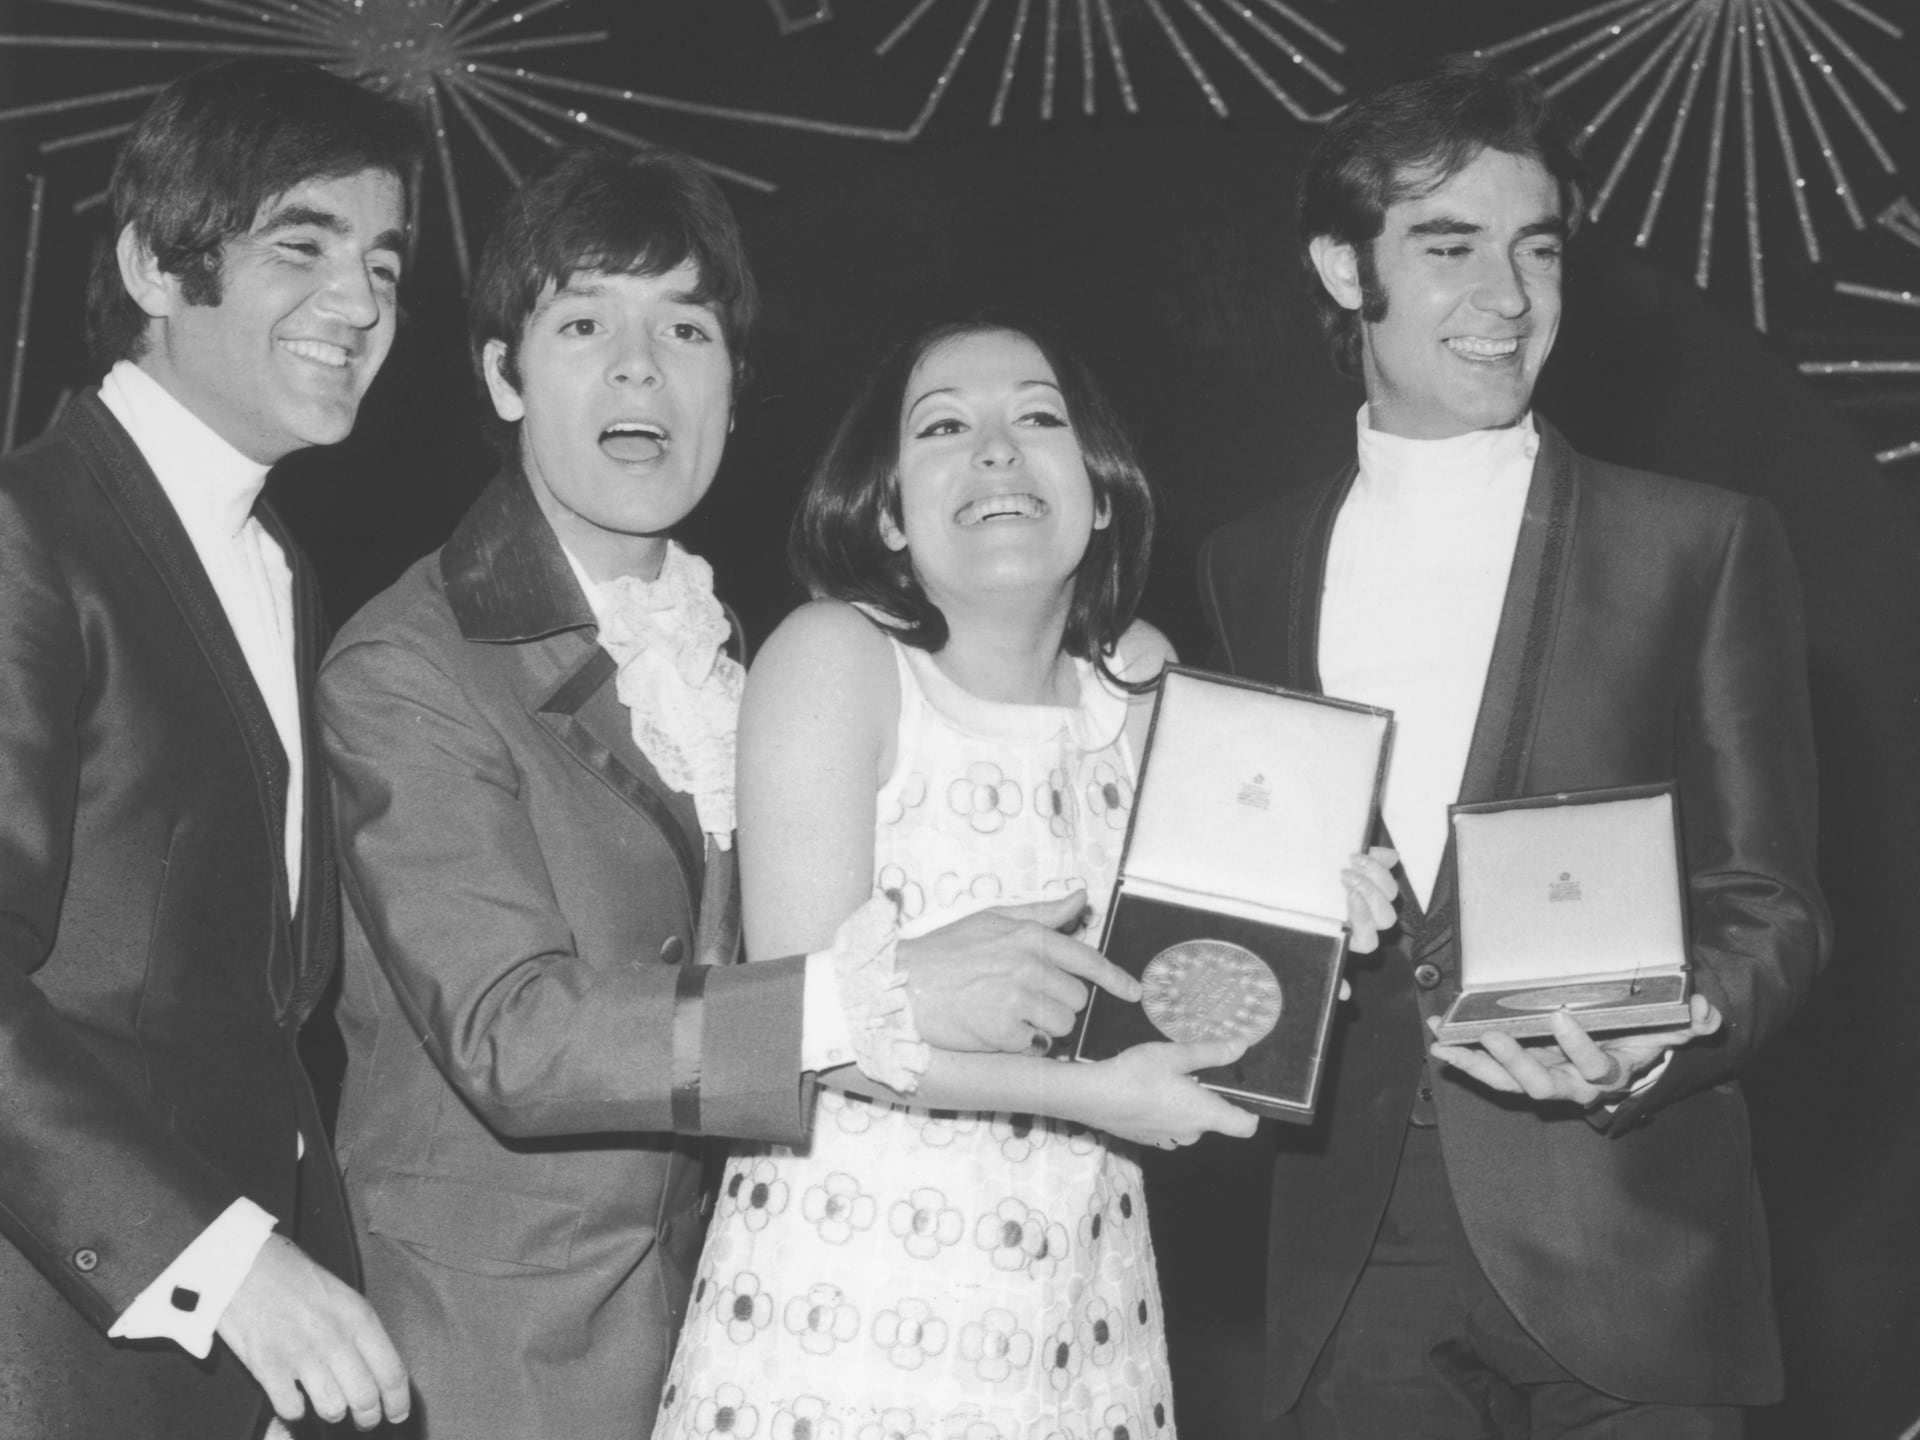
<box><xmin>99</xmin><ymin>359</ymin><xmax>304</xmax><ymax>899</ymax></box>
<box><xmin>1318</xmin><ymin>407</ymin><xmax>1538</xmax><ymax>910</ymax></box>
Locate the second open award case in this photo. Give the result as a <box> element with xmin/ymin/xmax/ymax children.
<box><xmin>1069</xmin><ymin>667</ymin><xmax>1393</xmax><ymax>1123</ymax></box>
<box><xmin>1432</xmin><ymin>783</ymin><xmax>1692</xmax><ymax>1043</ymax></box>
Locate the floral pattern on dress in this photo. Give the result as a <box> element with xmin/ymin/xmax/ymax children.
<box><xmin>990</xmin><ymin>1113</ymin><xmax>1047</xmax><ymax>1164</ymax></box>
<box><xmin>905</xmin><ymin>1108</ymin><xmax>981</xmax><ymax>1148</ymax></box>
<box><xmin>891</xmin><ymin>1187</ymin><xmax>967</xmax><ymax>1259</ymax></box>
<box><xmin>655</xmin><ymin>640</ymin><xmax>1174</xmax><ymax>1440</ymax></box>
<box><xmin>723</xmin><ymin>1159</ymin><xmax>790</xmax><ymax>1231</ymax></box>
<box><xmin>784</xmin><ymin>1285</ymin><xmax>863</xmax><ymax>1356</ymax></box>
<box><xmin>1035</xmin><ymin>769</ymin><xmax>1074</xmax><ymax>838</ymax></box>
<box><xmin>885</xmin><ymin>773</ymin><xmax>929</xmax><ymax>826</ymax></box>
<box><xmin>973</xmin><ymin>1197</ymin><xmax>1066</xmax><ymax>1275</ymax></box>
<box><xmin>959</xmin><ymin>1308</ymin><xmax>1036</xmax><ymax>1383</ymax></box>
<box><xmin>1083</xmin><ymin>763</ymin><xmax>1133</xmax><ymax>831</ymax></box>
<box><xmin>855</xmin><ymin>1413</ymin><xmax>930</xmax><ymax>1440</ymax></box>
<box><xmin>932</xmin><ymin>870</ymin><xmax>1002</xmax><ymax>909</ymax></box>
<box><xmin>819</xmin><ymin>1089</ymin><xmax>876</xmax><ymax>1135</ymax></box>
<box><xmin>693</xmin><ymin>1385</ymin><xmax>760</xmax><ymax>1438</ymax></box>
<box><xmin>873</xmin><ymin>1298</ymin><xmax>949</xmax><ymax>1369</ymax></box>
<box><xmin>948</xmin><ymin>761</ymin><xmax>1024</xmax><ymax>834</ymax></box>
<box><xmin>716</xmin><ymin>1272</ymin><xmax>774</xmax><ymax>1346</ymax></box>
<box><xmin>803</xmin><ymin>1173</ymin><xmax>877</xmax><ymax>1246</ymax></box>
<box><xmin>1081</xmin><ymin>1298</ymin><xmax>1122</xmax><ymax>1368</ymax></box>
<box><xmin>1043</xmin><ymin>1320</ymin><xmax>1084</xmax><ymax>1393</ymax></box>
<box><xmin>771</xmin><ymin>1395</ymin><xmax>844</xmax><ymax>1440</ymax></box>
<box><xmin>876</xmin><ymin>863</ymin><xmax>927</xmax><ymax>923</ymax></box>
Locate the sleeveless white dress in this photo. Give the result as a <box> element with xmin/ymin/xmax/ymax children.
<box><xmin>653</xmin><ymin>636</ymin><xmax>1175</xmax><ymax>1440</ymax></box>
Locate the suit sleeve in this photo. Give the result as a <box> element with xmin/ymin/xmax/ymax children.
<box><xmin>319</xmin><ymin>633</ymin><xmax>811</xmax><ymax>1145</ymax></box>
<box><xmin>0</xmin><ymin>497</ymin><xmax>239</xmax><ymax>1327</ymax></box>
<box><xmin>1613</xmin><ymin>496</ymin><xmax>1832</xmax><ymax>1127</ymax></box>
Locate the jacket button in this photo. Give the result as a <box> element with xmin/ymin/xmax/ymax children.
<box><xmin>660</xmin><ymin>935</ymin><xmax>685</xmax><ymax>965</ymax></box>
<box><xmin>1413</xmin><ymin>963</ymin><xmax>1441</xmax><ymax>989</ymax></box>
<box><xmin>72</xmin><ymin>1248</ymin><xmax>99</xmax><ymax>1273</ymax></box>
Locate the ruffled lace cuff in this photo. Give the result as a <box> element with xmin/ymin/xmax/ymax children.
<box><xmin>823</xmin><ymin>895</ymin><xmax>930</xmax><ymax>1093</ymax></box>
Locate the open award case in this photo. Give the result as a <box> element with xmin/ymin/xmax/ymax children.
<box><xmin>1432</xmin><ymin>783</ymin><xmax>1693</xmax><ymax>1043</ymax></box>
<box><xmin>1068</xmin><ymin>667</ymin><xmax>1393</xmax><ymax>1123</ymax></box>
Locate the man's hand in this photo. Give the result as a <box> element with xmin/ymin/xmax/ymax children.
<box><xmin>897</xmin><ymin>892</ymin><xmax>1143</xmax><ymax>1053</ymax></box>
<box><xmin>216</xmin><ymin>1234</ymin><xmax>410</xmax><ymax>1431</ymax></box>
<box><xmin>1428</xmin><ymin>993</ymin><xmax>1722</xmax><ymax>1108</ymax></box>
<box><xmin>1342</xmin><ymin>846</ymin><xmax>1400</xmax><ymax>954</ymax></box>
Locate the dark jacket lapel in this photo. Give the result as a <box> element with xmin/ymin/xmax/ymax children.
<box><xmin>68</xmin><ymin>393</ymin><xmax>299</xmax><ymax>1003</ymax></box>
<box><xmin>1411</xmin><ymin>421</ymin><xmax>1579</xmax><ymax>963</ymax></box>
<box><xmin>1280</xmin><ymin>461</ymin><xmax>1356</xmax><ymax>697</ymax></box>
<box><xmin>258</xmin><ymin>500</ymin><xmax>340</xmax><ymax>1020</ymax></box>
<box><xmin>441</xmin><ymin>470</ymin><xmax>709</xmax><ymax>927</ymax></box>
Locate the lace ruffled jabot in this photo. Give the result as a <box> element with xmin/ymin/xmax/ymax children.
<box><xmin>579</xmin><ymin>542</ymin><xmax>744</xmax><ymax>847</ymax></box>
<box><xmin>819</xmin><ymin>895</ymin><xmax>930</xmax><ymax>1093</ymax></box>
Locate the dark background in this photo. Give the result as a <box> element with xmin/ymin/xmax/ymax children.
<box><xmin>3</xmin><ymin>3</ymin><xmax>1917</xmax><ymax>1435</ymax></box>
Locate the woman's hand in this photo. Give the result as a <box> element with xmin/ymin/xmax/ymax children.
<box><xmin>1342</xmin><ymin>845</ymin><xmax>1400</xmax><ymax>954</ymax></box>
<box><xmin>1060</xmin><ymin>1040</ymin><xmax>1260</xmax><ymax>1148</ymax></box>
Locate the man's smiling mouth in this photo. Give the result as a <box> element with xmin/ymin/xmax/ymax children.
<box><xmin>955</xmin><ymin>493</ymin><xmax>1049</xmax><ymax>525</ymax></box>
<box><xmin>280</xmin><ymin>338</ymin><xmax>352</xmax><ymax>369</ymax></box>
<box><xmin>1445</xmin><ymin>336</ymin><xmax>1522</xmax><ymax>361</ymax></box>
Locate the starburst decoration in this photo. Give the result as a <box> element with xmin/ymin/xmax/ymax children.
<box><xmin>872</xmin><ymin>0</ymin><xmax>1349</xmax><ymax>130</ymax></box>
<box><xmin>0</xmin><ymin>0</ymin><xmax>817</xmax><ymax>288</ymax></box>
<box><xmin>766</xmin><ymin>0</ymin><xmax>835</xmax><ymax>33</ymax></box>
<box><xmin>1480</xmin><ymin>0</ymin><xmax>1911</xmax><ymax>333</ymax></box>
<box><xmin>0</xmin><ymin>0</ymin><xmax>889</xmax><ymax>444</ymax></box>
<box><xmin>1799</xmin><ymin>210</ymin><xmax>1920</xmax><ymax>470</ymax></box>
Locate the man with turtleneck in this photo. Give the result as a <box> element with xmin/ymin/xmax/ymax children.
<box><xmin>0</xmin><ymin>61</ymin><xmax>422</xmax><ymax>1438</ymax></box>
<box><xmin>1198</xmin><ymin>59</ymin><xmax>1828</xmax><ymax>1439</ymax></box>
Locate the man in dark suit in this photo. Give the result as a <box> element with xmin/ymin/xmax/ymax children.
<box><xmin>0</xmin><ymin>61</ymin><xmax>423</xmax><ymax>1438</ymax></box>
<box><xmin>1198</xmin><ymin>60</ymin><xmax>1830</xmax><ymax>1438</ymax></box>
<box><xmin>318</xmin><ymin>144</ymin><xmax>1138</xmax><ymax>1438</ymax></box>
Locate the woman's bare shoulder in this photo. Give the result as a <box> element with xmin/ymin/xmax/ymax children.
<box><xmin>751</xmin><ymin>599</ymin><xmax>894</xmax><ymax>682</ymax></box>
<box><xmin>743</xmin><ymin>599</ymin><xmax>900</xmax><ymax>741</ymax></box>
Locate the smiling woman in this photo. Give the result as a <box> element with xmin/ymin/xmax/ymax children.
<box><xmin>790</xmin><ymin>316</ymin><xmax>1154</xmax><ymax>676</ymax></box>
<box><xmin>882</xmin><ymin>329</ymin><xmax>1111</xmax><ymax>636</ymax></box>
<box><xmin>650</xmin><ymin>316</ymin><xmax>1403</xmax><ymax>1440</ymax></box>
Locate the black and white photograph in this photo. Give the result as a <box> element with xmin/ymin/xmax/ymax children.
<box><xmin>0</xmin><ymin>4</ymin><xmax>1915</xmax><ymax>1437</ymax></box>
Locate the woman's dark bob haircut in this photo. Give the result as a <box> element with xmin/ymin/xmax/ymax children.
<box><xmin>791</xmin><ymin>315</ymin><xmax>1154</xmax><ymax>670</ymax></box>
<box><xmin>1299</xmin><ymin>55</ymin><xmax>1589</xmax><ymax>377</ymax></box>
<box><xmin>468</xmin><ymin>144</ymin><xmax>759</xmax><ymax>422</ymax></box>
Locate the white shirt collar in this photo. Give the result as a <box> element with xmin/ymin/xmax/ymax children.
<box><xmin>1353</xmin><ymin>405</ymin><xmax>1539</xmax><ymax>509</ymax></box>
<box><xmin>99</xmin><ymin>360</ymin><xmax>271</xmax><ymax>543</ymax></box>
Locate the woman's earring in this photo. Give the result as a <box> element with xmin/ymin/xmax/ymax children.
<box><xmin>879</xmin><ymin>504</ymin><xmax>908</xmax><ymax>553</ymax></box>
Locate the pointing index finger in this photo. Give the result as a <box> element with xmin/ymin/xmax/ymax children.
<box><xmin>1033</xmin><ymin>929</ymin><xmax>1142</xmax><ymax>1003</ymax></box>
<box><xmin>984</xmin><ymin>891</ymin><xmax>1090</xmax><ymax>931</ymax></box>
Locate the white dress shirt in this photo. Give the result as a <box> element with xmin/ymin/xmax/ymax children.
<box><xmin>98</xmin><ymin>360</ymin><xmax>294</xmax><ymax>1357</ymax></box>
<box><xmin>1319</xmin><ymin>407</ymin><xmax>1537</xmax><ymax>909</ymax></box>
